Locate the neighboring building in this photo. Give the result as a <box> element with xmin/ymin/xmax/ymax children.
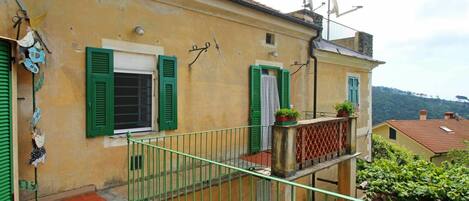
<box><xmin>0</xmin><ymin>0</ymin><xmax>383</xmax><ymax>200</ymax></box>
<box><xmin>373</xmin><ymin>110</ymin><xmax>469</xmax><ymax>164</ymax></box>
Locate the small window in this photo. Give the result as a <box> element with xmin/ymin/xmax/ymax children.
<box><xmin>114</xmin><ymin>72</ymin><xmax>152</xmax><ymax>132</ymax></box>
<box><xmin>348</xmin><ymin>76</ymin><xmax>359</xmax><ymax>106</ymax></box>
<box><xmin>266</xmin><ymin>33</ymin><xmax>275</xmax><ymax>45</ymax></box>
<box><xmin>389</xmin><ymin>128</ymin><xmax>396</xmax><ymax>140</ymax></box>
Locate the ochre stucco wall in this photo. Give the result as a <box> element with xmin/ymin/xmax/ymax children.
<box><xmin>0</xmin><ymin>0</ymin><xmax>377</xmax><ymax>199</ymax></box>
<box><xmin>0</xmin><ymin>0</ymin><xmax>316</xmax><ymax>198</ymax></box>
<box><xmin>373</xmin><ymin>124</ymin><xmax>435</xmax><ymax>161</ymax></box>
<box><xmin>316</xmin><ymin>61</ymin><xmax>372</xmax><ymax>159</ymax></box>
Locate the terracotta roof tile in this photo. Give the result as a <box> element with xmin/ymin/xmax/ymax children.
<box><xmin>386</xmin><ymin>119</ymin><xmax>469</xmax><ymax>153</ymax></box>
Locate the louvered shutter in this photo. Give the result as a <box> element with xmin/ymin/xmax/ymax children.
<box><xmin>158</xmin><ymin>55</ymin><xmax>177</xmax><ymax>130</ymax></box>
<box><xmin>277</xmin><ymin>69</ymin><xmax>291</xmax><ymax>109</ymax></box>
<box><xmin>0</xmin><ymin>41</ymin><xmax>12</xmax><ymax>200</ymax></box>
<box><xmin>86</xmin><ymin>47</ymin><xmax>114</xmax><ymax>137</ymax></box>
<box><xmin>249</xmin><ymin>65</ymin><xmax>261</xmax><ymax>153</ymax></box>
<box><xmin>354</xmin><ymin>78</ymin><xmax>359</xmax><ymax>105</ymax></box>
<box><xmin>348</xmin><ymin>76</ymin><xmax>359</xmax><ymax>105</ymax></box>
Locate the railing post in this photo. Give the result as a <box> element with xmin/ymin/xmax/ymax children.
<box><xmin>338</xmin><ymin>117</ymin><xmax>357</xmax><ymax>199</ymax></box>
<box><xmin>272</xmin><ymin>125</ymin><xmax>298</xmax><ymax>178</ymax></box>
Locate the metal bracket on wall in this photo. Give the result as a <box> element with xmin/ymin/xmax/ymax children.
<box><xmin>188</xmin><ymin>42</ymin><xmax>210</xmax><ymax>67</ymax></box>
<box><xmin>291</xmin><ymin>60</ymin><xmax>310</xmax><ymax>75</ymax></box>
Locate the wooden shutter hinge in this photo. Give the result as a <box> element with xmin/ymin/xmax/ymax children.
<box><xmin>10</xmin><ymin>57</ymin><xmax>15</xmax><ymax>71</ymax></box>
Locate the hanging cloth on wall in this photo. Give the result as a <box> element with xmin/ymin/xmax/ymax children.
<box><xmin>260</xmin><ymin>75</ymin><xmax>280</xmax><ymax>150</ymax></box>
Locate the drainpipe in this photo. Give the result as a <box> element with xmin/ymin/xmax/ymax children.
<box><xmin>308</xmin><ymin>26</ymin><xmax>322</xmax><ymax>201</ymax></box>
<box><xmin>309</xmin><ymin>30</ymin><xmax>321</xmax><ymax>119</ymax></box>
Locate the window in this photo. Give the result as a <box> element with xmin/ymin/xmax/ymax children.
<box><xmin>348</xmin><ymin>76</ymin><xmax>359</xmax><ymax>106</ymax></box>
<box><xmin>86</xmin><ymin>47</ymin><xmax>178</xmax><ymax>137</ymax></box>
<box><xmin>114</xmin><ymin>73</ymin><xmax>152</xmax><ymax>132</ymax></box>
<box><xmin>389</xmin><ymin>127</ymin><xmax>396</xmax><ymax>140</ymax></box>
<box><xmin>266</xmin><ymin>33</ymin><xmax>275</xmax><ymax>45</ymax></box>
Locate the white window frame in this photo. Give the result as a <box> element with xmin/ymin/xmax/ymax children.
<box><xmin>102</xmin><ymin>39</ymin><xmax>164</xmax><ymax>136</ymax></box>
<box><xmin>113</xmin><ymin>70</ymin><xmax>155</xmax><ymax>135</ymax></box>
<box><xmin>346</xmin><ymin>73</ymin><xmax>360</xmax><ymax>107</ymax></box>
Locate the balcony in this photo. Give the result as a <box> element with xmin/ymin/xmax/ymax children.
<box><xmin>127</xmin><ymin>117</ymin><xmax>359</xmax><ymax>201</ymax></box>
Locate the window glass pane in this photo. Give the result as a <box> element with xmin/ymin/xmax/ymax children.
<box><xmin>389</xmin><ymin>128</ymin><xmax>397</xmax><ymax>140</ymax></box>
<box><xmin>115</xmin><ymin>73</ymin><xmax>152</xmax><ymax>130</ymax></box>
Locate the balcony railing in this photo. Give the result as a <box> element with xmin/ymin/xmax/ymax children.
<box><xmin>271</xmin><ymin>117</ymin><xmax>357</xmax><ymax>179</ymax></box>
<box><xmin>296</xmin><ymin>118</ymin><xmax>349</xmax><ymax>169</ymax></box>
<box><xmin>127</xmin><ymin>123</ymin><xmax>360</xmax><ymax>201</ymax></box>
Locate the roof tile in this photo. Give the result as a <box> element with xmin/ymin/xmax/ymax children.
<box><xmin>386</xmin><ymin>119</ymin><xmax>469</xmax><ymax>153</ymax></box>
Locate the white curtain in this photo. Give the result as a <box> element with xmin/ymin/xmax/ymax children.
<box><xmin>261</xmin><ymin>75</ymin><xmax>280</xmax><ymax>150</ymax></box>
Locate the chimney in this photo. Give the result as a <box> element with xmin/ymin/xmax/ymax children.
<box><xmin>288</xmin><ymin>9</ymin><xmax>323</xmax><ymax>28</ymax></box>
<box><xmin>444</xmin><ymin>112</ymin><xmax>455</xmax><ymax>120</ymax></box>
<box><xmin>356</xmin><ymin>32</ymin><xmax>373</xmax><ymax>57</ymax></box>
<box><xmin>419</xmin><ymin>110</ymin><xmax>427</xmax><ymax>120</ymax></box>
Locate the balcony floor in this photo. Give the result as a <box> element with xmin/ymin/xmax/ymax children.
<box><xmin>240</xmin><ymin>150</ymin><xmax>271</xmax><ymax>167</ymax></box>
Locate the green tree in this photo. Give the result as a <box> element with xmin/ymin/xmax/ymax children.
<box><xmin>357</xmin><ymin>136</ymin><xmax>469</xmax><ymax>201</ymax></box>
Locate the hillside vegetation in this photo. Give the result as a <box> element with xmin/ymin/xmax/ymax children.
<box><xmin>372</xmin><ymin>86</ymin><xmax>469</xmax><ymax>125</ymax></box>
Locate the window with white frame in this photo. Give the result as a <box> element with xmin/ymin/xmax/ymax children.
<box><xmin>113</xmin><ymin>51</ymin><xmax>156</xmax><ymax>134</ymax></box>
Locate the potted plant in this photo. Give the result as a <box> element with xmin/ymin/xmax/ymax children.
<box><xmin>334</xmin><ymin>101</ymin><xmax>355</xmax><ymax>117</ymax></box>
<box><xmin>275</xmin><ymin>108</ymin><xmax>300</xmax><ymax>126</ymax></box>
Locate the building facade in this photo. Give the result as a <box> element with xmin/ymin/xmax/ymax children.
<box><xmin>0</xmin><ymin>0</ymin><xmax>383</xmax><ymax>200</ymax></box>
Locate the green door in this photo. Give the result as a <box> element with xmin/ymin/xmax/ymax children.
<box><xmin>0</xmin><ymin>41</ymin><xmax>12</xmax><ymax>200</ymax></box>
<box><xmin>249</xmin><ymin>65</ymin><xmax>261</xmax><ymax>153</ymax></box>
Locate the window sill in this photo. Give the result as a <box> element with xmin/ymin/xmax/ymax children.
<box><xmin>104</xmin><ymin>130</ymin><xmax>166</xmax><ymax>147</ymax></box>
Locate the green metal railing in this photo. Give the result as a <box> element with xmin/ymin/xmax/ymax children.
<box><xmin>127</xmin><ymin>126</ymin><xmax>362</xmax><ymax>201</ymax></box>
<box><xmin>130</xmin><ymin>126</ymin><xmax>272</xmax><ymax>170</ymax></box>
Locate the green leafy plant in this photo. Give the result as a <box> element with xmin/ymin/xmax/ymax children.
<box><xmin>275</xmin><ymin>108</ymin><xmax>300</xmax><ymax>118</ymax></box>
<box><xmin>357</xmin><ymin>135</ymin><xmax>469</xmax><ymax>201</ymax></box>
<box><xmin>334</xmin><ymin>101</ymin><xmax>355</xmax><ymax>115</ymax></box>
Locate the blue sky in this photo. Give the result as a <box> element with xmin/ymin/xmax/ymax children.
<box><xmin>256</xmin><ymin>0</ymin><xmax>469</xmax><ymax>100</ymax></box>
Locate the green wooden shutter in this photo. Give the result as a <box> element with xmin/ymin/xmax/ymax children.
<box><xmin>86</xmin><ymin>47</ymin><xmax>114</xmax><ymax>137</ymax></box>
<box><xmin>249</xmin><ymin>65</ymin><xmax>262</xmax><ymax>153</ymax></box>
<box><xmin>158</xmin><ymin>55</ymin><xmax>178</xmax><ymax>130</ymax></box>
<box><xmin>348</xmin><ymin>76</ymin><xmax>359</xmax><ymax>105</ymax></box>
<box><xmin>277</xmin><ymin>69</ymin><xmax>291</xmax><ymax>109</ymax></box>
<box><xmin>0</xmin><ymin>41</ymin><xmax>13</xmax><ymax>200</ymax></box>
<box><xmin>348</xmin><ymin>77</ymin><xmax>353</xmax><ymax>102</ymax></box>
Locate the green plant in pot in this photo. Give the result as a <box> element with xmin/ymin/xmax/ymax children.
<box><xmin>334</xmin><ymin>101</ymin><xmax>355</xmax><ymax>117</ymax></box>
<box><xmin>275</xmin><ymin>108</ymin><xmax>300</xmax><ymax>126</ymax></box>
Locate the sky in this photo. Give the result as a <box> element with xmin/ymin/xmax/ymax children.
<box><xmin>255</xmin><ymin>0</ymin><xmax>469</xmax><ymax>100</ymax></box>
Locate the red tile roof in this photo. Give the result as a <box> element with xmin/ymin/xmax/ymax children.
<box><xmin>386</xmin><ymin>119</ymin><xmax>469</xmax><ymax>154</ymax></box>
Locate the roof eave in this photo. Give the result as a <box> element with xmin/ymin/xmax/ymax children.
<box><xmin>230</xmin><ymin>0</ymin><xmax>322</xmax><ymax>31</ymax></box>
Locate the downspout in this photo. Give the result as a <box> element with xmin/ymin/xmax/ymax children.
<box><xmin>309</xmin><ymin>29</ymin><xmax>322</xmax><ymax>119</ymax></box>
<box><xmin>309</xmin><ymin>26</ymin><xmax>322</xmax><ymax>201</ymax></box>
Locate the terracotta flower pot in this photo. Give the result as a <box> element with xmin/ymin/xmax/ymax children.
<box><xmin>276</xmin><ymin>116</ymin><xmax>289</xmax><ymax>122</ymax></box>
<box><xmin>275</xmin><ymin>116</ymin><xmax>297</xmax><ymax>126</ymax></box>
<box><xmin>336</xmin><ymin>109</ymin><xmax>349</xmax><ymax>117</ymax></box>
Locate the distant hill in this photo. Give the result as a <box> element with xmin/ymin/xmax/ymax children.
<box><xmin>372</xmin><ymin>86</ymin><xmax>469</xmax><ymax>125</ymax></box>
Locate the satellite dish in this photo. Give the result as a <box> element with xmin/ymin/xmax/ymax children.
<box><xmin>303</xmin><ymin>0</ymin><xmax>313</xmax><ymax>10</ymax></box>
<box><xmin>330</xmin><ymin>0</ymin><xmax>339</xmax><ymax>15</ymax></box>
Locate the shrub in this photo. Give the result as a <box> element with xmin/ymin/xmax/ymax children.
<box><xmin>334</xmin><ymin>100</ymin><xmax>355</xmax><ymax>114</ymax></box>
<box><xmin>357</xmin><ymin>135</ymin><xmax>469</xmax><ymax>201</ymax></box>
<box><xmin>275</xmin><ymin>108</ymin><xmax>300</xmax><ymax>118</ymax></box>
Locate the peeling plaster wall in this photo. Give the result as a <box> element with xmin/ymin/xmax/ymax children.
<box><xmin>1</xmin><ymin>0</ymin><xmax>317</xmax><ymax>198</ymax></box>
